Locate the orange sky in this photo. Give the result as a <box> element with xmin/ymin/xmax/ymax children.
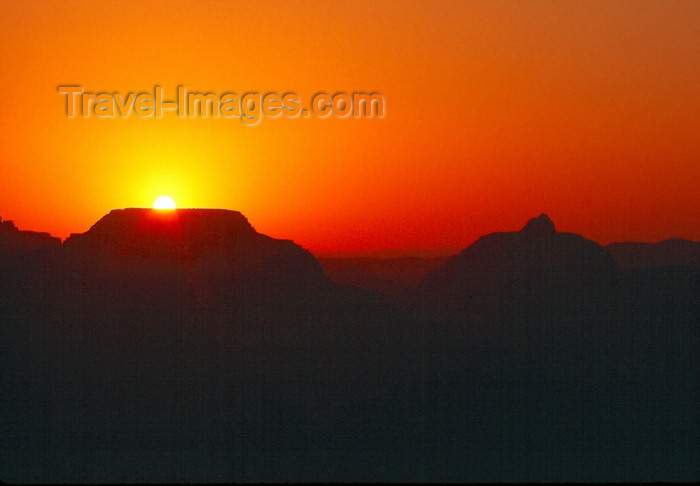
<box><xmin>1</xmin><ymin>0</ymin><xmax>699</xmax><ymax>256</ymax></box>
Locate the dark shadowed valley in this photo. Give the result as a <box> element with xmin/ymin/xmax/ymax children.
<box><xmin>2</xmin><ymin>210</ymin><xmax>699</xmax><ymax>482</ymax></box>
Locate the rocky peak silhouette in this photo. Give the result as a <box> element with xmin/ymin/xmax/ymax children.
<box><xmin>520</xmin><ymin>213</ymin><xmax>556</xmax><ymax>235</ymax></box>
<box><xmin>415</xmin><ymin>214</ymin><xmax>617</xmax><ymax>318</ymax></box>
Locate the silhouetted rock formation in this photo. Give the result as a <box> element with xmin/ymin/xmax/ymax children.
<box><xmin>64</xmin><ymin>208</ymin><xmax>256</xmax><ymax>257</ymax></box>
<box><xmin>0</xmin><ymin>217</ymin><xmax>61</xmax><ymax>256</ymax></box>
<box><xmin>0</xmin><ymin>218</ymin><xmax>61</xmax><ymax>302</ymax></box>
<box><xmin>606</xmin><ymin>238</ymin><xmax>700</xmax><ymax>268</ymax></box>
<box><xmin>415</xmin><ymin>214</ymin><xmax>617</xmax><ymax>318</ymax></box>
<box><xmin>64</xmin><ymin>208</ymin><xmax>324</xmax><ymax>281</ymax></box>
<box><xmin>2</xmin><ymin>209</ymin><xmax>422</xmax><ymax>483</ymax></box>
<box><xmin>520</xmin><ymin>211</ymin><xmax>557</xmax><ymax>234</ymax></box>
<box><xmin>2</xmin><ymin>210</ymin><xmax>699</xmax><ymax>483</ymax></box>
<box><xmin>58</xmin><ymin>209</ymin><xmax>333</xmax><ymax>311</ymax></box>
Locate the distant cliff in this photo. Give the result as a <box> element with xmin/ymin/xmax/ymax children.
<box><xmin>0</xmin><ymin>217</ymin><xmax>61</xmax><ymax>256</ymax></box>
<box><xmin>606</xmin><ymin>238</ymin><xmax>700</xmax><ymax>268</ymax></box>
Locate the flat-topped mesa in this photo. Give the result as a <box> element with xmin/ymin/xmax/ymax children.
<box><xmin>62</xmin><ymin>208</ymin><xmax>327</xmax><ymax>287</ymax></box>
<box><xmin>64</xmin><ymin>208</ymin><xmax>257</xmax><ymax>257</ymax></box>
<box><xmin>67</xmin><ymin>208</ymin><xmax>253</xmax><ymax>243</ymax></box>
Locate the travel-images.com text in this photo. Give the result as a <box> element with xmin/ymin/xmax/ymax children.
<box><xmin>57</xmin><ymin>85</ymin><xmax>385</xmax><ymax>125</ymax></box>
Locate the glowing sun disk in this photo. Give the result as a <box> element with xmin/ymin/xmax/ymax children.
<box><xmin>154</xmin><ymin>196</ymin><xmax>176</xmax><ymax>210</ymax></box>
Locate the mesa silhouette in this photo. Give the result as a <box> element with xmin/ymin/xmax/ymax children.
<box><xmin>1</xmin><ymin>210</ymin><xmax>698</xmax><ymax>483</ymax></box>
<box><xmin>63</xmin><ymin>208</ymin><xmax>325</xmax><ymax>286</ymax></box>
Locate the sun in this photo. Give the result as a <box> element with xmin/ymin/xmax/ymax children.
<box><xmin>153</xmin><ymin>196</ymin><xmax>176</xmax><ymax>210</ymax></box>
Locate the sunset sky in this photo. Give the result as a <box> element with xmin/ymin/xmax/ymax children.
<box><xmin>1</xmin><ymin>0</ymin><xmax>699</xmax><ymax>256</ymax></box>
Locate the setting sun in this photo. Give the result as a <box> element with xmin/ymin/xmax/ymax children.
<box><xmin>154</xmin><ymin>196</ymin><xmax>176</xmax><ymax>210</ymax></box>
<box><xmin>3</xmin><ymin>2</ymin><xmax>700</xmax><ymax>483</ymax></box>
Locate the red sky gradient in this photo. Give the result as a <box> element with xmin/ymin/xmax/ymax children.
<box><xmin>1</xmin><ymin>0</ymin><xmax>699</xmax><ymax>256</ymax></box>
